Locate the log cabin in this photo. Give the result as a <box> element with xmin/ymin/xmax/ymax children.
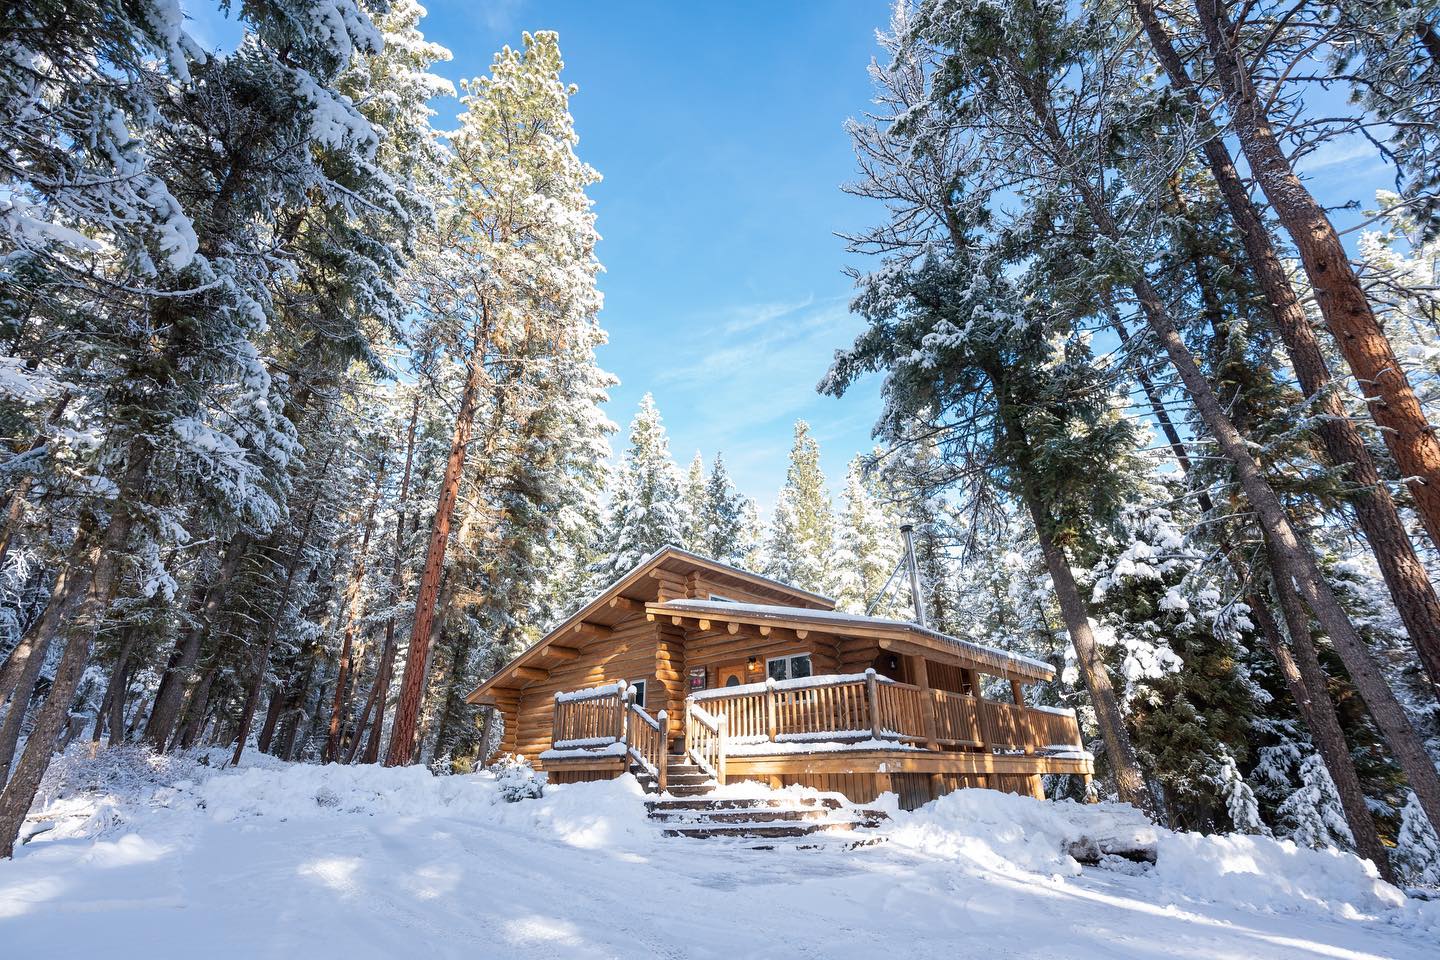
<box><xmin>466</xmin><ymin>546</ymin><xmax>1092</xmax><ymax>810</ymax></box>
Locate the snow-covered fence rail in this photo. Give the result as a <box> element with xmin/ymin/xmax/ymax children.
<box><xmin>685</xmin><ymin>699</ymin><xmax>726</xmax><ymax>784</ymax></box>
<box><xmin>976</xmin><ymin>700</ymin><xmax>1082</xmax><ymax>753</ymax></box>
<box><xmin>553</xmin><ymin>683</ymin><xmax>626</xmax><ymax>747</ymax></box>
<box><xmin>684</xmin><ymin>671</ymin><xmax>1082</xmax><ymax>757</ymax></box>
<box><xmin>625</xmin><ymin>694</ymin><xmax>668</xmax><ymax>791</ymax></box>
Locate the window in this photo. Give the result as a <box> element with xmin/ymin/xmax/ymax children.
<box><xmin>766</xmin><ymin>654</ymin><xmax>812</xmax><ymax>682</ymax></box>
<box><xmin>628</xmin><ymin>679</ymin><xmax>647</xmax><ymax>708</ymax></box>
<box><xmin>709</xmin><ymin>593</ymin><xmax>735</xmax><ymax>602</ymax></box>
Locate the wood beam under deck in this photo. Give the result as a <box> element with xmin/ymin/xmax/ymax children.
<box><xmin>724</xmin><ymin>749</ymin><xmax>1092</xmax><ymax>779</ymax></box>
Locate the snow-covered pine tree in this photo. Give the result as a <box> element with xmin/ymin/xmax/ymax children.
<box><xmin>387</xmin><ymin>31</ymin><xmax>608</xmax><ymax>765</ymax></box>
<box><xmin>1277</xmin><ymin>754</ymin><xmax>1357</xmax><ymax>852</ymax></box>
<box><xmin>696</xmin><ymin>453</ymin><xmax>756</xmax><ymax>568</ymax></box>
<box><xmin>833</xmin><ymin>456</ymin><xmax>902</xmax><ymax>615</ymax></box>
<box><xmin>764</xmin><ymin>422</ymin><xmax>836</xmax><ymax>595</ymax></box>
<box><xmin>595</xmin><ymin>394</ymin><xmax>687</xmax><ymax>582</ymax></box>
<box><xmin>1394</xmin><ymin>792</ymin><xmax>1440</xmax><ymax>889</ymax></box>
<box><xmin>682</xmin><ymin>452</ymin><xmax>707</xmax><ymax>554</ymax></box>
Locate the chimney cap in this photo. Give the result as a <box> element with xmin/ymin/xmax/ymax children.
<box><xmin>899</xmin><ymin>523</ymin><xmax>914</xmax><ymax>532</ymax></box>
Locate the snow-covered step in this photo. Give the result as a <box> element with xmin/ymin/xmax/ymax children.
<box><xmin>647</xmin><ymin>790</ymin><xmax>889</xmax><ymax>840</ymax></box>
<box><xmin>646</xmin><ymin>795</ymin><xmax>843</xmax><ymax>812</ymax></box>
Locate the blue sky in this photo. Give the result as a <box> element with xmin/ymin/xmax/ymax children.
<box><xmin>425</xmin><ymin>2</ymin><xmax>894</xmax><ymax>507</ymax></box>
<box><xmin>182</xmin><ymin>1</ymin><xmax>1394</xmax><ymax>511</ymax></box>
<box><xmin>186</xmin><ymin>0</ymin><xmax>894</xmax><ymax>509</ymax></box>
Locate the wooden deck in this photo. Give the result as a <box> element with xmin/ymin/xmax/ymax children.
<box><xmin>541</xmin><ymin>671</ymin><xmax>1092</xmax><ymax>809</ymax></box>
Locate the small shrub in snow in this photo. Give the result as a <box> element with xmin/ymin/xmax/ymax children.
<box><xmin>1276</xmin><ymin>754</ymin><xmax>1354</xmax><ymax>851</ymax></box>
<box><xmin>493</xmin><ymin>754</ymin><xmax>543</xmax><ymax>802</ymax></box>
<box><xmin>314</xmin><ymin>786</ymin><xmax>341</xmax><ymax>808</ymax></box>
<box><xmin>1394</xmin><ymin>792</ymin><xmax>1440</xmax><ymax>889</ymax></box>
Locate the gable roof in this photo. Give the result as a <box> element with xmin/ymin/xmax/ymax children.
<box><xmin>466</xmin><ymin>546</ymin><xmax>835</xmax><ymax>703</ymax></box>
<box><xmin>651</xmin><ymin>598</ymin><xmax>1055</xmax><ymax>683</ymax></box>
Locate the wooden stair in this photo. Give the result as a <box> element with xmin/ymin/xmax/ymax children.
<box><xmin>631</xmin><ymin>753</ymin><xmax>717</xmax><ymax>797</ymax></box>
<box><xmin>645</xmin><ymin>791</ymin><xmax>890</xmax><ymax>842</ymax></box>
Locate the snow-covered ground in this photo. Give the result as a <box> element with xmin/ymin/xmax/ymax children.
<box><xmin>1</xmin><ymin>748</ymin><xmax>1436</xmax><ymax>958</ymax></box>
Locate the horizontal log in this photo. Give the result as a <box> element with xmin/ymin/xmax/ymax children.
<box><xmin>511</xmin><ymin>665</ymin><xmax>549</xmax><ymax>682</ymax></box>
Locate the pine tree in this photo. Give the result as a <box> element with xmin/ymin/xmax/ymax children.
<box><xmin>596</xmin><ymin>394</ymin><xmax>687</xmax><ymax>581</ymax></box>
<box><xmin>682</xmin><ymin>452</ymin><xmax>707</xmax><ymax>554</ymax></box>
<box><xmin>765</xmin><ymin>422</ymin><xmax>836</xmax><ymax>595</ymax></box>
<box><xmin>1277</xmin><ymin>754</ymin><xmax>1357</xmax><ymax>851</ymax></box>
<box><xmin>693</xmin><ymin>453</ymin><xmax>751</xmax><ymax>566</ymax></box>
<box><xmin>833</xmin><ymin>456</ymin><xmax>902</xmax><ymax>615</ymax></box>
<box><xmin>1395</xmin><ymin>792</ymin><xmax>1440</xmax><ymax>889</ymax></box>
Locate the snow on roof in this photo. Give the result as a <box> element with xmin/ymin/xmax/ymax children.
<box><xmin>645</xmin><ymin>544</ymin><xmax>836</xmax><ymax>605</ymax></box>
<box><xmin>657</xmin><ymin>598</ymin><xmax>1055</xmax><ymax>681</ymax></box>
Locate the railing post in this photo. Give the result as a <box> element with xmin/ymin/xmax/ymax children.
<box><xmin>619</xmin><ymin>684</ymin><xmax>632</xmax><ymax>755</ymax></box>
<box><xmin>717</xmin><ymin>714</ymin><xmax>727</xmax><ymax>786</ymax></box>
<box><xmin>553</xmin><ymin>692</ymin><xmax>562</xmax><ymax>744</ymax></box>
<box><xmin>765</xmin><ymin>677</ymin><xmax>778</xmax><ymax>741</ymax></box>
<box><xmin>865</xmin><ymin>668</ymin><xmax>882</xmax><ymax>740</ymax></box>
<box><xmin>657</xmin><ymin>710</ymin><xmax>669</xmax><ymax>793</ymax></box>
<box><xmin>684</xmin><ymin>696</ymin><xmax>694</xmax><ymax>765</ymax></box>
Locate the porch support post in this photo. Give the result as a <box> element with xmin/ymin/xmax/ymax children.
<box><xmin>765</xmin><ymin>677</ymin><xmax>778</xmax><ymax>741</ymax></box>
<box><xmin>866</xmin><ymin>668</ymin><xmax>883</xmax><ymax>740</ymax></box>
<box><xmin>657</xmin><ymin>710</ymin><xmax>668</xmax><ymax>793</ymax></box>
<box><xmin>620</xmin><ymin>684</ymin><xmax>632</xmax><ymax>753</ymax></box>
<box><xmin>716</xmin><ymin>714</ymin><xmax>727</xmax><ymax>786</ymax></box>
<box><xmin>1009</xmin><ymin>678</ymin><xmax>1024</xmax><ymax>706</ymax></box>
<box><xmin>911</xmin><ymin>656</ymin><xmax>940</xmax><ymax>751</ymax></box>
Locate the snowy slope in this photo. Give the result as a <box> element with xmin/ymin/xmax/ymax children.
<box><xmin>1</xmin><ymin>748</ymin><xmax>1436</xmax><ymax>959</ymax></box>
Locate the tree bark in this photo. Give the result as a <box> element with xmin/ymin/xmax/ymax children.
<box><xmin>324</xmin><ymin>458</ymin><xmax>386</xmax><ymax>763</ymax></box>
<box><xmin>1007</xmin><ymin>48</ymin><xmax>1440</xmax><ymax>836</ymax></box>
<box><xmin>145</xmin><ymin>534</ymin><xmax>251</xmax><ymax>750</ymax></box>
<box><xmin>1132</xmin><ymin>0</ymin><xmax>1440</xmax><ymax>705</ymax></box>
<box><xmin>1195</xmin><ymin>0</ymin><xmax>1440</xmax><ymax>552</ymax></box>
<box><xmin>986</xmin><ymin>363</ymin><xmax>1155</xmax><ymax>813</ymax></box>
<box><xmin>360</xmin><ymin>394</ymin><xmax>421</xmax><ymax>764</ymax></box>
<box><xmin>1262</xmin><ymin>541</ymin><xmax>1395</xmax><ymax>880</ymax></box>
<box><xmin>385</xmin><ymin>349</ymin><xmax>486</xmax><ymax>767</ymax></box>
<box><xmin>231</xmin><ymin>450</ymin><xmax>334</xmax><ymax>767</ymax></box>
<box><xmin>0</xmin><ymin>447</ymin><xmax>143</xmax><ymax>857</ymax></box>
<box><xmin>256</xmin><ymin>682</ymin><xmax>284</xmax><ymax>755</ymax></box>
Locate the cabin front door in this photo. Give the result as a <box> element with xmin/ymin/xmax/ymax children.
<box><xmin>716</xmin><ymin>662</ymin><xmax>747</xmax><ymax>688</ymax></box>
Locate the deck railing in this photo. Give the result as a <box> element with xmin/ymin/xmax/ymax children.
<box><xmin>625</xmin><ymin>693</ymin><xmax>668</xmax><ymax>792</ymax></box>
<box><xmin>686</xmin><ymin>670</ymin><xmax>1082</xmax><ymax>756</ymax></box>
<box><xmin>685</xmin><ymin>699</ymin><xmax>726</xmax><ymax>784</ymax></box>
<box><xmin>552</xmin><ymin>673</ymin><xmax>1084</xmax><ymax>781</ymax></box>
<box><xmin>553</xmin><ymin>681</ymin><xmax>669</xmax><ymax>789</ymax></box>
<box><xmin>552</xmin><ymin>682</ymin><xmax>626</xmax><ymax>747</ymax></box>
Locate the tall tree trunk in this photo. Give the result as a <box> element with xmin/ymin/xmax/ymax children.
<box><xmin>177</xmin><ymin>660</ymin><xmax>219</xmax><ymax>750</ymax></box>
<box><xmin>385</xmin><ymin>349</ymin><xmax>486</xmax><ymax>766</ymax></box>
<box><xmin>231</xmin><ymin>450</ymin><xmax>333</xmax><ymax>767</ymax></box>
<box><xmin>361</xmin><ymin>394</ymin><xmax>421</xmax><ymax>764</ymax></box>
<box><xmin>1195</xmin><ymin>0</ymin><xmax>1440</xmax><ymax>552</ymax></box>
<box><xmin>1262</xmin><ymin>541</ymin><xmax>1395</xmax><ymax>880</ymax></box>
<box><xmin>0</xmin><ymin>563</ymin><xmax>85</xmax><ymax>784</ymax></box>
<box><xmin>987</xmin><ymin>365</ymin><xmax>1155</xmax><ymax>813</ymax></box>
<box><xmin>1008</xmin><ymin>52</ymin><xmax>1440</xmax><ymax>836</ymax></box>
<box><xmin>324</xmin><ymin>458</ymin><xmax>386</xmax><ymax>763</ymax></box>
<box><xmin>145</xmin><ymin>534</ymin><xmax>251</xmax><ymax>750</ymax></box>
<box><xmin>1115</xmin><ymin>311</ymin><xmax>1392</xmax><ymax>865</ymax></box>
<box><xmin>256</xmin><ymin>682</ymin><xmax>284</xmax><ymax>755</ymax></box>
<box><xmin>0</xmin><ymin>446</ymin><xmax>145</xmax><ymax>857</ymax></box>
<box><xmin>1132</xmin><ymin>0</ymin><xmax>1440</xmax><ymax>705</ymax></box>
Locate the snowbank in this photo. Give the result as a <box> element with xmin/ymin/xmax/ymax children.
<box><xmin>889</xmin><ymin>788</ymin><xmax>1423</xmax><ymax>927</ymax></box>
<box><xmin>5</xmin><ymin>747</ymin><xmax>1438</xmax><ymax>958</ymax></box>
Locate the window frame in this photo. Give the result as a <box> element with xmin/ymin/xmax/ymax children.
<box><xmin>627</xmin><ymin>679</ymin><xmax>647</xmax><ymax>708</ymax></box>
<box><xmin>765</xmin><ymin>653</ymin><xmax>813</xmax><ymax>682</ymax></box>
